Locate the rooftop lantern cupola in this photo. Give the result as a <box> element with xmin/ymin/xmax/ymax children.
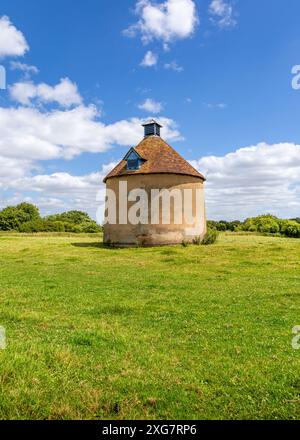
<box><xmin>142</xmin><ymin>119</ymin><xmax>162</xmax><ymax>137</ymax></box>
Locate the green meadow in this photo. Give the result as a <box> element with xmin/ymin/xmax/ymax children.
<box><xmin>0</xmin><ymin>232</ymin><xmax>299</xmax><ymax>420</ymax></box>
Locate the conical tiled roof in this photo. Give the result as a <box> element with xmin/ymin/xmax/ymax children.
<box><xmin>103</xmin><ymin>135</ymin><xmax>205</xmax><ymax>182</ymax></box>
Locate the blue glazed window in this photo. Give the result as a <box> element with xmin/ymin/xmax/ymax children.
<box><xmin>125</xmin><ymin>149</ymin><xmax>142</xmax><ymax>170</ymax></box>
<box><xmin>127</xmin><ymin>159</ymin><xmax>140</xmax><ymax>170</ymax></box>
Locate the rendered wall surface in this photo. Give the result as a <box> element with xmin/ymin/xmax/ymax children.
<box><xmin>104</xmin><ymin>173</ymin><xmax>207</xmax><ymax>247</ymax></box>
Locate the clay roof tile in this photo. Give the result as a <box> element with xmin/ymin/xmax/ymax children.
<box><xmin>103</xmin><ymin>135</ymin><xmax>205</xmax><ymax>183</ymax></box>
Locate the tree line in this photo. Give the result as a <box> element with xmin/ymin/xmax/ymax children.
<box><xmin>208</xmin><ymin>215</ymin><xmax>300</xmax><ymax>238</ymax></box>
<box><xmin>0</xmin><ymin>203</ymin><xmax>102</xmax><ymax>233</ymax></box>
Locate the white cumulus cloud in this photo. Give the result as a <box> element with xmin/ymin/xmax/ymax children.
<box><xmin>0</xmin><ymin>155</ymin><xmax>33</xmax><ymax>188</ymax></box>
<box><xmin>138</xmin><ymin>98</ymin><xmax>163</xmax><ymax>113</ymax></box>
<box><xmin>10</xmin><ymin>61</ymin><xmax>39</xmax><ymax>79</ymax></box>
<box><xmin>191</xmin><ymin>142</ymin><xmax>300</xmax><ymax>220</ymax></box>
<box><xmin>209</xmin><ymin>0</ymin><xmax>237</xmax><ymax>29</ymax></box>
<box><xmin>140</xmin><ymin>50</ymin><xmax>158</xmax><ymax>67</ymax></box>
<box><xmin>125</xmin><ymin>0</ymin><xmax>198</xmax><ymax>45</ymax></box>
<box><xmin>0</xmin><ymin>104</ymin><xmax>181</xmax><ymax>161</ymax></box>
<box><xmin>0</xmin><ymin>16</ymin><xmax>29</xmax><ymax>58</ymax></box>
<box><xmin>9</xmin><ymin>78</ymin><xmax>83</xmax><ymax>107</ymax></box>
<box><xmin>164</xmin><ymin>61</ymin><xmax>184</xmax><ymax>72</ymax></box>
<box><xmin>2</xmin><ymin>171</ymin><xmax>104</xmax><ymax>219</ymax></box>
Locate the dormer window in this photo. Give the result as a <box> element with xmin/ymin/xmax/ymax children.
<box><xmin>124</xmin><ymin>148</ymin><xmax>143</xmax><ymax>171</ymax></box>
<box><xmin>127</xmin><ymin>159</ymin><xmax>140</xmax><ymax>170</ymax></box>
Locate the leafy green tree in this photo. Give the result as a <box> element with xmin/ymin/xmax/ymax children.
<box><xmin>280</xmin><ymin>220</ymin><xmax>300</xmax><ymax>238</ymax></box>
<box><xmin>290</xmin><ymin>218</ymin><xmax>300</xmax><ymax>224</ymax></box>
<box><xmin>228</xmin><ymin>220</ymin><xmax>241</xmax><ymax>231</ymax></box>
<box><xmin>0</xmin><ymin>203</ymin><xmax>41</xmax><ymax>231</ymax></box>
<box><xmin>45</xmin><ymin>210</ymin><xmax>102</xmax><ymax>233</ymax></box>
<box><xmin>46</xmin><ymin>211</ymin><xmax>91</xmax><ymax>225</ymax></box>
<box><xmin>207</xmin><ymin>220</ymin><xmax>218</xmax><ymax>230</ymax></box>
<box><xmin>0</xmin><ymin>204</ymin><xmax>102</xmax><ymax>233</ymax></box>
<box><xmin>242</xmin><ymin>218</ymin><xmax>258</xmax><ymax>232</ymax></box>
<box><xmin>242</xmin><ymin>215</ymin><xmax>280</xmax><ymax>234</ymax></box>
<box><xmin>19</xmin><ymin>220</ymin><xmax>65</xmax><ymax>233</ymax></box>
<box><xmin>15</xmin><ymin>203</ymin><xmax>40</xmax><ymax>221</ymax></box>
<box><xmin>216</xmin><ymin>222</ymin><xmax>227</xmax><ymax>231</ymax></box>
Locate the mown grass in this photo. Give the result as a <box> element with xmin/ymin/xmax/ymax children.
<box><xmin>0</xmin><ymin>232</ymin><xmax>299</xmax><ymax>420</ymax></box>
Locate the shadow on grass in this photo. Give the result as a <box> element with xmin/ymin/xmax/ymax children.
<box><xmin>71</xmin><ymin>242</ymin><xmax>106</xmax><ymax>249</ymax></box>
<box><xmin>71</xmin><ymin>242</ymin><xmax>133</xmax><ymax>251</ymax></box>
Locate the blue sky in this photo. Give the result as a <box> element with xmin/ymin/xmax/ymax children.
<box><xmin>0</xmin><ymin>0</ymin><xmax>300</xmax><ymax>220</ymax></box>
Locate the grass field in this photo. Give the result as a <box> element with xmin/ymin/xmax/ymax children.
<box><xmin>0</xmin><ymin>232</ymin><xmax>299</xmax><ymax>420</ymax></box>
